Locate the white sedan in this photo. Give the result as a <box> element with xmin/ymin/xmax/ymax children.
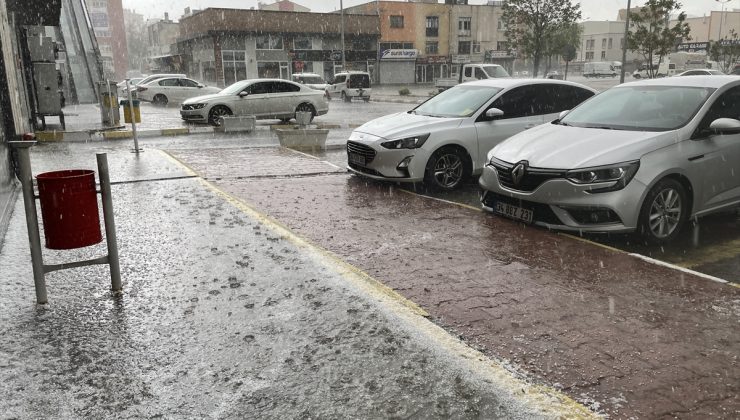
<box><xmin>136</xmin><ymin>77</ymin><xmax>221</xmax><ymax>106</ymax></box>
<box><xmin>180</xmin><ymin>79</ymin><xmax>329</xmax><ymax>126</ymax></box>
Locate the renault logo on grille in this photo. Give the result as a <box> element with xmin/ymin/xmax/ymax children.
<box><xmin>511</xmin><ymin>161</ymin><xmax>528</xmax><ymax>187</ymax></box>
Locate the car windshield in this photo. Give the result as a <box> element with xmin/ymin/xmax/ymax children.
<box><xmin>561</xmin><ymin>85</ymin><xmax>713</xmax><ymax>131</ymax></box>
<box><xmin>220</xmin><ymin>80</ymin><xmax>250</xmax><ymax>95</ymax></box>
<box><xmin>413</xmin><ymin>85</ymin><xmax>502</xmax><ymax>118</ymax></box>
<box><xmin>482</xmin><ymin>65</ymin><xmax>510</xmax><ymax>78</ymax></box>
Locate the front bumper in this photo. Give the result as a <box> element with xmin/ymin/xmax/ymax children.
<box><xmin>479</xmin><ymin>163</ymin><xmax>646</xmax><ymax>233</ymax></box>
<box><xmin>180</xmin><ymin>108</ymin><xmax>208</xmax><ymax>122</ymax></box>
<box><xmin>345</xmin><ymin>140</ymin><xmax>428</xmax><ymax>183</ymax></box>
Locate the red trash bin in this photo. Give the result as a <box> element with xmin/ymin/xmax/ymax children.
<box><xmin>36</xmin><ymin>170</ymin><xmax>102</xmax><ymax>250</ymax></box>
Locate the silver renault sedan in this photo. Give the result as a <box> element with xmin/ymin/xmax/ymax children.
<box><xmin>479</xmin><ymin>76</ymin><xmax>740</xmax><ymax>243</ymax></box>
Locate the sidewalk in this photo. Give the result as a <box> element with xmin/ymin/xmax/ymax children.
<box><xmin>0</xmin><ymin>139</ymin><xmax>593</xmax><ymax>418</ymax></box>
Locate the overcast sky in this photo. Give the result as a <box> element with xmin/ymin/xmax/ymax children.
<box><xmin>122</xmin><ymin>0</ymin><xmax>739</xmax><ymax>22</ymax></box>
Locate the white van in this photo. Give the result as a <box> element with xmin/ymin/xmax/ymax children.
<box><xmin>325</xmin><ymin>71</ymin><xmax>372</xmax><ymax>102</ymax></box>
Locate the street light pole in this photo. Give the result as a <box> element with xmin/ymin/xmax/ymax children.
<box><xmin>620</xmin><ymin>0</ymin><xmax>631</xmax><ymax>84</ymax></box>
<box><xmin>716</xmin><ymin>0</ymin><xmax>731</xmax><ymax>40</ymax></box>
<box><xmin>341</xmin><ymin>0</ymin><xmax>346</xmax><ymax>71</ymax></box>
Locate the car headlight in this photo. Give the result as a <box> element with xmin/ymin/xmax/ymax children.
<box><xmin>190</xmin><ymin>103</ymin><xmax>207</xmax><ymax>110</ymax></box>
<box><xmin>380</xmin><ymin>133</ymin><xmax>430</xmax><ymax>150</ymax></box>
<box><xmin>566</xmin><ymin>161</ymin><xmax>640</xmax><ymax>193</ymax></box>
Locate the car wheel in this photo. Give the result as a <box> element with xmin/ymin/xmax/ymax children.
<box><xmin>638</xmin><ymin>178</ymin><xmax>689</xmax><ymax>244</ymax></box>
<box><xmin>153</xmin><ymin>94</ymin><xmax>168</xmax><ymax>106</ymax></box>
<box><xmin>342</xmin><ymin>92</ymin><xmax>351</xmax><ymax>102</ymax></box>
<box><xmin>424</xmin><ymin>146</ymin><xmax>469</xmax><ymax>191</ymax></box>
<box><xmin>295</xmin><ymin>103</ymin><xmax>316</xmax><ymax>122</ymax></box>
<box><xmin>208</xmin><ymin>105</ymin><xmax>232</xmax><ymax>126</ymax></box>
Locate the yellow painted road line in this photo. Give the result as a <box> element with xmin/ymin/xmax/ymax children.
<box><xmin>672</xmin><ymin>237</ymin><xmax>740</xmax><ymax>271</ymax></box>
<box><xmin>558</xmin><ymin>232</ymin><xmax>627</xmax><ymax>254</ymax></box>
<box><xmin>160</xmin><ymin>148</ymin><xmax>599</xmax><ymax>419</ymax></box>
<box><xmin>629</xmin><ymin>253</ymin><xmax>729</xmax><ymax>284</ymax></box>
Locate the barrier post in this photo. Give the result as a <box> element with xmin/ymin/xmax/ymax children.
<box><xmin>125</xmin><ymin>79</ymin><xmax>141</xmax><ymax>153</ymax></box>
<box><xmin>96</xmin><ymin>153</ymin><xmax>122</xmax><ymax>292</ymax></box>
<box><xmin>9</xmin><ymin>141</ymin><xmax>48</xmax><ymax>304</ymax></box>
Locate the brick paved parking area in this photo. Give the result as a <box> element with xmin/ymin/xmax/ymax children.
<box><xmin>167</xmin><ymin>146</ymin><xmax>740</xmax><ymax>419</ymax></box>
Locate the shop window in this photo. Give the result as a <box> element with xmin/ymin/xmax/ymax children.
<box><xmin>222</xmin><ymin>50</ymin><xmax>247</xmax><ymax>86</ymax></box>
<box><xmin>293</xmin><ymin>37</ymin><xmax>312</xmax><ymax>50</ymax></box>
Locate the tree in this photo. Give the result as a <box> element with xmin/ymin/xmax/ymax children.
<box><xmin>545</xmin><ymin>22</ymin><xmax>582</xmax><ymax>76</ymax></box>
<box><xmin>627</xmin><ymin>0</ymin><xmax>691</xmax><ymax>78</ymax></box>
<box><xmin>709</xmin><ymin>30</ymin><xmax>740</xmax><ymax>74</ymax></box>
<box><xmin>502</xmin><ymin>0</ymin><xmax>581</xmax><ymax>78</ymax></box>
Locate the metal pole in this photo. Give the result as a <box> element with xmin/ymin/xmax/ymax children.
<box><xmin>620</xmin><ymin>0</ymin><xmax>631</xmax><ymax>84</ymax></box>
<box><xmin>716</xmin><ymin>0</ymin><xmax>730</xmax><ymax>40</ymax></box>
<box><xmin>341</xmin><ymin>0</ymin><xmax>346</xmax><ymax>71</ymax></box>
<box><xmin>125</xmin><ymin>79</ymin><xmax>140</xmax><ymax>153</ymax></box>
<box><xmin>9</xmin><ymin>141</ymin><xmax>47</xmax><ymax>304</ymax></box>
<box><xmin>96</xmin><ymin>153</ymin><xmax>122</xmax><ymax>292</ymax></box>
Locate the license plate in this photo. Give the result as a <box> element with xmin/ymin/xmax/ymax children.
<box><xmin>494</xmin><ymin>201</ymin><xmax>533</xmax><ymax>223</ymax></box>
<box><xmin>348</xmin><ymin>152</ymin><xmax>365</xmax><ymax>166</ymax></box>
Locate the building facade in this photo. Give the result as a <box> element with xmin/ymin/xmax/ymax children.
<box><xmin>346</xmin><ymin>0</ymin><xmax>508</xmax><ymax>84</ymax></box>
<box><xmin>258</xmin><ymin>0</ymin><xmax>310</xmax><ymax>13</ymax></box>
<box><xmin>147</xmin><ymin>13</ymin><xmax>180</xmax><ymax>73</ymax></box>
<box><xmin>177</xmin><ymin>8</ymin><xmax>379</xmax><ymax>87</ymax></box>
<box><xmin>579</xmin><ymin>21</ymin><xmax>637</xmax><ymax>63</ymax></box>
<box><xmin>88</xmin><ymin>0</ymin><xmax>128</xmax><ymax>80</ymax></box>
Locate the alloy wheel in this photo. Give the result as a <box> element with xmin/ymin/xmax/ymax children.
<box><xmin>433</xmin><ymin>153</ymin><xmax>463</xmax><ymax>189</ymax></box>
<box><xmin>648</xmin><ymin>188</ymin><xmax>682</xmax><ymax>239</ymax></box>
<box><xmin>209</xmin><ymin>107</ymin><xmax>230</xmax><ymax>126</ymax></box>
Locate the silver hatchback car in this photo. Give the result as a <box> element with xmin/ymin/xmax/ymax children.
<box><xmin>480</xmin><ymin>76</ymin><xmax>740</xmax><ymax>243</ymax></box>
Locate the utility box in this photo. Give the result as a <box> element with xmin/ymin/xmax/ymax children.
<box><xmin>33</xmin><ymin>62</ymin><xmax>62</xmax><ymax>115</ymax></box>
<box><xmin>99</xmin><ymin>81</ymin><xmax>120</xmax><ymax>126</ymax></box>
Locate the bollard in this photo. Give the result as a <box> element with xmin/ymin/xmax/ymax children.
<box><xmin>125</xmin><ymin>79</ymin><xmax>141</xmax><ymax>154</ymax></box>
<box><xmin>97</xmin><ymin>153</ymin><xmax>122</xmax><ymax>292</ymax></box>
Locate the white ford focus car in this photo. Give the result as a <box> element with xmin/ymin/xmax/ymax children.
<box><xmin>346</xmin><ymin>79</ymin><xmax>596</xmax><ymax>189</ymax></box>
<box><xmin>181</xmin><ymin>78</ymin><xmax>329</xmax><ymax>126</ymax></box>
<box><xmin>480</xmin><ymin>76</ymin><xmax>740</xmax><ymax>243</ymax></box>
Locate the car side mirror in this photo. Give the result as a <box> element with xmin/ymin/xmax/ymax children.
<box><xmin>238</xmin><ymin>91</ymin><xmax>249</xmax><ymax>97</ymax></box>
<box><xmin>709</xmin><ymin>118</ymin><xmax>740</xmax><ymax>135</ymax></box>
<box><xmin>559</xmin><ymin>110</ymin><xmax>570</xmax><ymax>120</ymax></box>
<box><xmin>485</xmin><ymin>108</ymin><xmax>504</xmax><ymax>120</ymax></box>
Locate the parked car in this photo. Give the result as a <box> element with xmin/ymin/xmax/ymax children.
<box><xmin>480</xmin><ymin>76</ymin><xmax>740</xmax><ymax>243</ymax></box>
<box><xmin>120</xmin><ymin>73</ymin><xmax>185</xmax><ymax>97</ymax></box>
<box><xmin>435</xmin><ymin>63</ymin><xmax>510</xmax><ymax>92</ymax></box>
<box><xmin>116</xmin><ymin>77</ymin><xmax>143</xmax><ymax>96</ymax></box>
<box><xmin>346</xmin><ymin>79</ymin><xmax>597</xmax><ymax>190</ymax></box>
<box><xmin>291</xmin><ymin>73</ymin><xmax>328</xmax><ymax>91</ymax></box>
<box><xmin>675</xmin><ymin>69</ymin><xmax>725</xmax><ymax>76</ymax></box>
<box><xmin>181</xmin><ymin>78</ymin><xmax>329</xmax><ymax>126</ymax></box>
<box><xmin>136</xmin><ymin>76</ymin><xmax>221</xmax><ymax>106</ymax></box>
<box><xmin>546</xmin><ymin>71</ymin><xmax>564</xmax><ymax>80</ymax></box>
<box><xmin>325</xmin><ymin>71</ymin><xmax>372</xmax><ymax>102</ymax></box>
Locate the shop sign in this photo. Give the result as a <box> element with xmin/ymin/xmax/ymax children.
<box><xmin>381</xmin><ymin>49</ymin><xmax>418</xmax><ymax>60</ymax></box>
<box><xmin>676</xmin><ymin>42</ymin><xmax>709</xmax><ymax>53</ymax></box>
<box><xmin>451</xmin><ymin>55</ymin><xmax>471</xmax><ymax>63</ymax></box>
<box><xmin>416</xmin><ymin>55</ymin><xmax>448</xmax><ymax>64</ymax></box>
<box><xmin>484</xmin><ymin>50</ymin><xmax>514</xmax><ymax>59</ymax></box>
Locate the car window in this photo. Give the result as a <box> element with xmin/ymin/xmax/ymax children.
<box><xmin>474</xmin><ymin>68</ymin><xmax>486</xmax><ymax>80</ymax></box>
<box><xmin>246</xmin><ymin>82</ymin><xmax>270</xmax><ymax>95</ymax></box>
<box><xmin>548</xmin><ymin>84</ymin><xmax>595</xmax><ymax>112</ymax></box>
<box><xmin>274</xmin><ymin>81</ymin><xmax>301</xmax><ymax>93</ymax></box>
<box><xmin>490</xmin><ymin>85</ymin><xmax>540</xmax><ymax>119</ymax></box>
<box><xmin>334</xmin><ymin>75</ymin><xmax>346</xmax><ymax>84</ymax></box>
<box><xmin>158</xmin><ymin>78</ymin><xmax>179</xmax><ymax>87</ymax></box>
<box><xmin>698</xmin><ymin>86</ymin><xmax>740</xmax><ymax>131</ymax></box>
<box><xmin>464</xmin><ymin>67</ymin><xmax>472</xmax><ymax>78</ymax></box>
<box><xmin>179</xmin><ymin>78</ymin><xmax>199</xmax><ymax>88</ymax></box>
<box><xmin>349</xmin><ymin>74</ymin><xmax>370</xmax><ymax>88</ymax></box>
